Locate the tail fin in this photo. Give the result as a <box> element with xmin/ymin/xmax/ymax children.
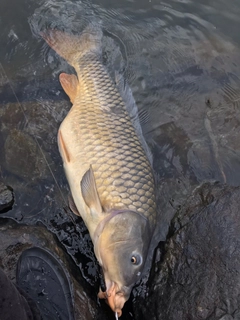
<box><xmin>41</xmin><ymin>24</ymin><xmax>102</xmax><ymax>66</ymax></box>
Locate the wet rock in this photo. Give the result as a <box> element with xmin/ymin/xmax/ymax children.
<box><xmin>0</xmin><ymin>219</ymin><xmax>108</xmax><ymax>320</ymax></box>
<box><xmin>134</xmin><ymin>182</ymin><xmax>240</xmax><ymax>320</ymax></box>
<box><xmin>0</xmin><ymin>182</ymin><xmax>14</xmax><ymax>212</ymax></box>
<box><xmin>0</xmin><ymin>102</ymin><xmax>24</xmax><ymax>130</ymax></box>
<box><xmin>4</xmin><ymin>129</ymin><xmax>49</xmax><ymax>180</ymax></box>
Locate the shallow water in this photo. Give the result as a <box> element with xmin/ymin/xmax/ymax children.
<box><xmin>1</xmin><ymin>0</ymin><xmax>240</xmax><ymax>318</ymax></box>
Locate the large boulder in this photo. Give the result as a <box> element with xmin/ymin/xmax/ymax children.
<box><xmin>134</xmin><ymin>182</ymin><xmax>240</xmax><ymax>320</ymax></box>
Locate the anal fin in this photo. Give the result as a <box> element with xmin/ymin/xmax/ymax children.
<box><xmin>59</xmin><ymin>73</ymin><xmax>79</xmax><ymax>104</ymax></box>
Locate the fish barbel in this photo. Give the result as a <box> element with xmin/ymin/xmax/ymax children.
<box><xmin>41</xmin><ymin>24</ymin><xmax>157</xmax><ymax>317</ymax></box>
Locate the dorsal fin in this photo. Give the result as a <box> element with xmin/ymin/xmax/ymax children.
<box><xmin>115</xmin><ymin>72</ymin><xmax>153</xmax><ymax>165</ymax></box>
<box><xmin>138</xmin><ymin>108</ymin><xmax>151</xmax><ymax>136</ymax></box>
<box><xmin>81</xmin><ymin>166</ymin><xmax>103</xmax><ymax>216</ymax></box>
<box><xmin>59</xmin><ymin>73</ymin><xmax>79</xmax><ymax>104</ymax></box>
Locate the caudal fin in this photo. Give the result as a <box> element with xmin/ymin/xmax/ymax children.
<box><xmin>41</xmin><ymin>24</ymin><xmax>102</xmax><ymax>66</ymax></box>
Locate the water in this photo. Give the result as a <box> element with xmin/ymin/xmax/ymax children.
<box><xmin>1</xmin><ymin>0</ymin><xmax>240</xmax><ymax>318</ymax></box>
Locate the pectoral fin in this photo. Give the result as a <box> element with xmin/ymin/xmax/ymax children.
<box><xmin>81</xmin><ymin>165</ymin><xmax>103</xmax><ymax>216</ymax></box>
<box><xmin>59</xmin><ymin>73</ymin><xmax>79</xmax><ymax>104</ymax></box>
<box><xmin>58</xmin><ymin>130</ymin><xmax>71</xmax><ymax>163</ymax></box>
<box><xmin>68</xmin><ymin>194</ymin><xmax>80</xmax><ymax>216</ymax></box>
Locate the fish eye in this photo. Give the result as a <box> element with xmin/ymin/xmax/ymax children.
<box><xmin>130</xmin><ymin>254</ymin><xmax>142</xmax><ymax>266</ymax></box>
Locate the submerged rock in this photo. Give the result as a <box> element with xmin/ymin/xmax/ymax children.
<box><xmin>4</xmin><ymin>129</ymin><xmax>49</xmax><ymax>180</ymax></box>
<box><xmin>134</xmin><ymin>182</ymin><xmax>240</xmax><ymax>319</ymax></box>
<box><xmin>0</xmin><ymin>182</ymin><xmax>14</xmax><ymax>212</ymax></box>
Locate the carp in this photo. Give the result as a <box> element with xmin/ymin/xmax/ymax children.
<box><xmin>41</xmin><ymin>24</ymin><xmax>157</xmax><ymax>317</ymax></box>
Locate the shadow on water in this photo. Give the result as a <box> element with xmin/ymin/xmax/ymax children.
<box><xmin>1</xmin><ymin>0</ymin><xmax>240</xmax><ymax>318</ymax></box>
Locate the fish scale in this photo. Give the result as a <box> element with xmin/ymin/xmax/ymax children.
<box><xmin>63</xmin><ymin>54</ymin><xmax>156</xmax><ymax>222</ymax></box>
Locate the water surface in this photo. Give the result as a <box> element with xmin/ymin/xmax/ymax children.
<box><xmin>1</xmin><ymin>0</ymin><xmax>240</xmax><ymax>318</ymax></box>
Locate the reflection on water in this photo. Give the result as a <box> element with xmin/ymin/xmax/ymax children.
<box><xmin>1</xmin><ymin>0</ymin><xmax>240</xmax><ymax>317</ymax></box>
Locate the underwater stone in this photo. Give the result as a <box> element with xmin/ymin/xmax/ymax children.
<box><xmin>4</xmin><ymin>129</ymin><xmax>49</xmax><ymax>180</ymax></box>
<box><xmin>0</xmin><ymin>182</ymin><xmax>14</xmax><ymax>212</ymax></box>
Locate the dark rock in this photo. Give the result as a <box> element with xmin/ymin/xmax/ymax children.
<box><xmin>134</xmin><ymin>182</ymin><xmax>240</xmax><ymax>320</ymax></box>
<box><xmin>0</xmin><ymin>219</ymin><xmax>108</xmax><ymax>320</ymax></box>
<box><xmin>4</xmin><ymin>129</ymin><xmax>49</xmax><ymax>180</ymax></box>
<box><xmin>0</xmin><ymin>182</ymin><xmax>14</xmax><ymax>212</ymax></box>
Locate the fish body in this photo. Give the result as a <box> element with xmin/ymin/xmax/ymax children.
<box><xmin>41</xmin><ymin>26</ymin><xmax>157</xmax><ymax>316</ymax></box>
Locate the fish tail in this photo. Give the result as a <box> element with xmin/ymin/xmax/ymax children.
<box><xmin>41</xmin><ymin>24</ymin><xmax>102</xmax><ymax>66</ymax></box>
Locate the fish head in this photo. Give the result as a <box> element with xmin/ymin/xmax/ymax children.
<box><xmin>95</xmin><ymin>210</ymin><xmax>151</xmax><ymax>316</ymax></box>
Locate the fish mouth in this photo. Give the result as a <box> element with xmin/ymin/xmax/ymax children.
<box><xmin>98</xmin><ymin>282</ymin><xmax>127</xmax><ymax>317</ymax></box>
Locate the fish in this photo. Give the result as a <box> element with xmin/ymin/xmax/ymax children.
<box><xmin>41</xmin><ymin>24</ymin><xmax>157</xmax><ymax>317</ymax></box>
